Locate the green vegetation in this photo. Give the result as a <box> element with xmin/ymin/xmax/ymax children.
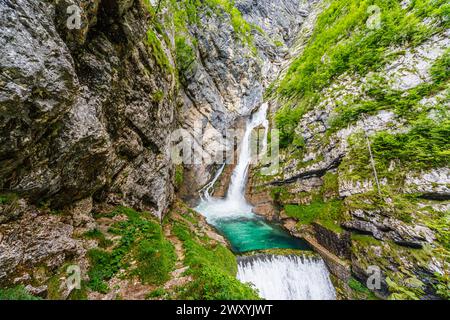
<box><xmin>0</xmin><ymin>286</ymin><xmax>41</xmax><ymax>300</ymax></box>
<box><xmin>47</xmin><ymin>263</ymin><xmax>88</xmax><ymax>300</ymax></box>
<box><xmin>174</xmin><ymin>164</ymin><xmax>185</xmax><ymax>190</ymax></box>
<box><xmin>145</xmin><ymin>0</ymin><xmax>258</xmax><ymax>78</ymax></box>
<box><xmin>275</xmin><ymin>0</ymin><xmax>448</xmax><ymax>102</ymax></box>
<box><xmin>0</xmin><ymin>193</ymin><xmax>17</xmax><ymax>205</ymax></box>
<box><xmin>146</xmin><ymin>288</ymin><xmax>168</xmax><ymax>299</ymax></box>
<box><xmin>433</xmin><ymin>271</ymin><xmax>450</xmax><ymax>300</ymax></box>
<box><xmin>386</xmin><ymin>276</ymin><xmax>425</xmax><ymax>300</ymax></box>
<box><xmin>348</xmin><ymin>277</ymin><xmax>370</xmax><ymax>293</ymax></box>
<box><xmin>430</xmin><ymin>47</ymin><xmax>450</xmax><ymax>84</ymax></box>
<box><xmin>284</xmin><ymin>199</ymin><xmax>344</xmax><ymax>232</ymax></box>
<box><xmin>175</xmin><ymin>36</ymin><xmax>196</xmax><ymax>76</ymax></box>
<box><xmin>271</xmin><ymin>0</ymin><xmax>449</xmax><ymax>148</ymax></box>
<box><xmin>152</xmin><ymin>90</ymin><xmax>165</xmax><ymax>103</ymax></box>
<box><xmin>351</xmin><ymin>233</ymin><xmax>382</xmax><ymax>246</ymax></box>
<box><xmin>87</xmin><ymin>207</ymin><xmax>176</xmax><ymax>293</ymax></box>
<box><xmin>274</xmin><ymin>106</ymin><xmax>304</xmax><ymax>148</ymax></box>
<box><xmin>172</xmin><ymin>219</ymin><xmax>259</xmax><ymax>300</ymax></box>
<box><xmin>322</xmin><ymin>172</ymin><xmax>339</xmax><ymax>196</ymax></box>
<box><xmin>146</xmin><ymin>29</ymin><xmax>172</xmax><ymax>71</ymax></box>
<box><xmin>83</xmin><ymin>229</ymin><xmax>113</xmax><ymax>249</ymax></box>
<box><xmin>371</xmin><ymin>117</ymin><xmax>450</xmax><ymax>169</ymax></box>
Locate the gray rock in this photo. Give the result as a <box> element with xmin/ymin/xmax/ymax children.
<box><xmin>0</xmin><ymin>0</ymin><xmax>178</xmax><ymax>217</ymax></box>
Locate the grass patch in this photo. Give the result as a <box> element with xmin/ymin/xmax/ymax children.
<box><xmin>0</xmin><ymin>286</ymin><xmax>41</xmax><ymax>300</ymax></box>
<box><xmin>83</xmin><ymin>229</ymin><xmax>113</xmax><ymax>249</ymax></box>
<box><xmin>87</xmin><ymin>207</ymin><xmax>176</xmax><ymax>293</ymax></box>
<box><xmin>172</xmin><ymin>221</ymin><xmax>259</xmax><ymax>300</ymax></box>
<box><xmin>284</xmin><ymin>199</ymin><xmax>344</xmax><ymax>232</ymax></box>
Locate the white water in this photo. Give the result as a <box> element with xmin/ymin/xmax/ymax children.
<box><xmin>195</xmin><ymin>102</ymin><xmax>336</xmax><ymax>300</ymax></box>
<box><xmin>195</xmin><ymin>103</ymin><xmax>269</xmax><ymax>223</ymax></box>
<box><xmin>238</xmin><ymin>256</ymin><xmax>336</xmax><ymax>300</ymax></box>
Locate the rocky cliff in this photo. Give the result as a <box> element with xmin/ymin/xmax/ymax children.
<box><xmin>1</xmin><ymin>0</ymin><xmax>179</xmax><ymax>218</ymax></box>
<box><xmin>177</xmin><ymin>0</ymin><xmax>314</xmax><ymax>203</ymax></box>
<box><xmin>247</xmin><ymin>0</ymin><xmax>449</xmax><ymax>300</ymax></box>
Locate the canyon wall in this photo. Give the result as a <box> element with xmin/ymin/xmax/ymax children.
<box><xmin>246</xmin><ymin>0</ymin><xmax>449</xmax><ymax>299</ymax></box>
<box><xmin>0</xmin><ymin>0</ymin><xmax>314</xmax><ymax>292</ymax></box>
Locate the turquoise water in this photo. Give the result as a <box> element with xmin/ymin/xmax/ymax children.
<box><xmin>213</xmin><ymin>216</ymin><xmax>311</xmax><ymax>253</ymax></box>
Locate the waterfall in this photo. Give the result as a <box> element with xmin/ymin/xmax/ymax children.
<box><xmin>195</xmin><ymin>102</ymin><xmax>336</xmax><ymax>300</ymax></box>
<box><xmin>195</xmin><ymin>103</ymin><xmax>269</xmax><ymax>222</ymax></box>
<box><xmin>226</xmin><ymin>102</ymin><xmax>269</xmax><ymax>204</ymax></box>
<box><xmin>238</xmin><ymin>255</ymin><xmax>336</xmax><ymax>300</ymax></box>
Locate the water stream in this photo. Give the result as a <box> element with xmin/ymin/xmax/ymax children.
<box><xmin>194</xmin><ymin>103</ymin><xmax>336</xmax><ymax>300</ymax></box>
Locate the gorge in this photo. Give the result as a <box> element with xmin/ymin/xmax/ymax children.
<box><xmin>0</xmin><ymin>0</ymin><xmax>449</xmax><ymax>301</ymax></box>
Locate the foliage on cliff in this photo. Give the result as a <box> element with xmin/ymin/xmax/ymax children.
<box><xmin>262</xmin><ymin>0</ymin><xmax>450</xmax><ymax>300</ymax></box>
<box><xmin>84</xmin><ymin>204</ymin><xmax>258</xmax><ymax>300</ymax></box>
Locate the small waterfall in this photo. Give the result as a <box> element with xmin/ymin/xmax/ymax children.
<box><xmin>238</xmin><ymin>255</ymin><xmax>336</xmax><ymax>300</ymax></box>
<box><xmin>200</xmin><ymin>163</ymin><xmax>226</xmax><ymax>200</ymax></box>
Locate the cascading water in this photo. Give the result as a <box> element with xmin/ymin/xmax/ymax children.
<box><xmin>194</xmin><ymin>103</ymin><xmax>336</xmax><ymax>300</ymax></box>
<box><xmin>237</xmin><ymin>255</ymin><xmax>336</xmax><ymax>300</ymax></box>
<box><xmin>195</xmin><ymin>103</ymin><xmax>270</xmax><ymax>221</ymax></box>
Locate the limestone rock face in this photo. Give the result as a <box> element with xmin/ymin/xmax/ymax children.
<box><xmin>179</xmin><ymin>0</ymin><xmax>314</xmax><ymax>202</ymax></box>
<box><xmin>0</xmin><ymin>201</ymin><xmax>85</xmax><ymax>283</ymax></box>
<box><xmin>0</xmin><ymin>0</ymin><xmax>178</xmax><ymax>218</ymax></box>
<box><xmin>245</xmin><ymin>3</ymin><xmax>449</xmax><ymax>298</ymax></box>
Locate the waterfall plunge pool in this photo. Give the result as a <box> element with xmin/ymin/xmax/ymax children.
<box><xmin>206</xmin><ymin>215</ymin><xmax>310</xmax><ymax>254</ymax></box>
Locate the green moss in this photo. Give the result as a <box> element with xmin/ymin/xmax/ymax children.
<box><xmin>152</xmin><ymin>90</ymin><xmax>165</xmax><ymax>103</ymax></box>
<box><xmin>351</xmin><ymin>233</ymin><xmax>382</xmax><ymax>246</ymax></box>
<box><xmin>269</xmin><ymin>186</ymin><xmax>290</xmax><ymax>202</ymax></box>
<box><xmin>146</xmin><ymin>29</ymin><xmax>172</xmax><ymax>72</ymax></box>
<box><xmin>322</xmin><ymin>172</ymin><xmax>339</xmax><ymax>196</ymax></box>
<box><xmin>0</xmin><ymin>193</ymin><xmax>18</xmax><ymax>205</ymax></box>
<box><xmin>0</xmin><ymin>286</ymin><xmax>41</xmax><ymax>300</ymax></box>
<box><xmin>174</xmin><ymin>165</ymin><xmax>184</xmax><ymax>190</ymax></box>
<box><xmin>284</xmin><ymin>199</ymin><xmax>344</xmax><ymax>232</ymax></box>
